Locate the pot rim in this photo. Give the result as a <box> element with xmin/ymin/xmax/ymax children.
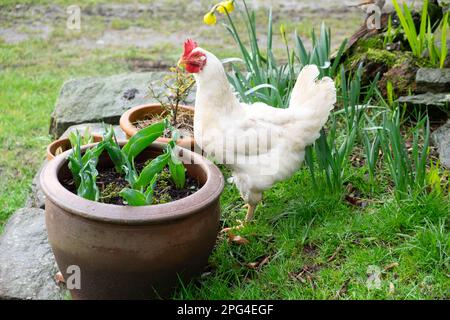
<box><xmin>46</xmin><ymin>134</ymin><xmax>103</xmax><ymax>161</ymax></box>
<box><xmin>40</xmin><ymin>142</ymin><xmax>224</xmax><ymax>225</ymax></box>
<box><xmin>120</xmin><ymin>103</ymin><xmax>195</xmax><ymax>140</ymax></box>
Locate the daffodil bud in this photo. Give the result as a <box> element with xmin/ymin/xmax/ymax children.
<box><xmin>280</xmin><ymin>24</ymin><xmax>286</xmax><ymax>36</ymax></box>
<box><xmin>280</xmin><ymin>24</ymin><xmax>287</xmax><ymax>43</ymax></box>
<box><xmin>217</xmin><ymin>0</ymin><xmax>234</xmax><ymax>14</ymax></box>
<box><xmin>204</xmin><ymin>11</ymin><xmax>217</xmax><ymax>25</ymax></box>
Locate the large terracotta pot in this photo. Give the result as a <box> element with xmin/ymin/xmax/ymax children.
<box><xmin>46</xmin><ymin>135</ymin><xmax>102</xmax><ymax>161</ymax></box>
<box><xmin>120</xmin><ymin>104</ymin><xmax>195</xmax><ymax>150</ymax></box>
<box><xmin>40</xmin><ymin>142</ymin><xmax>224</xmax><ymax>300</ymax></box>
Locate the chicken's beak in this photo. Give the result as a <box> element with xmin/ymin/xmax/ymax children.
<box><xmin>177</xmin><ymin>58</ymin><xmax>187</xmax><ymax>69</ymax></box>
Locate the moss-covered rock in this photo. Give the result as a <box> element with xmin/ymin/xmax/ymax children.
<box><xmin>344</xmin><ymin>37</ymin><xmax>434</xmax><ymax>97</ymax></box>
<box><xmin>346</xmin><ymin>38</ymin><xmax>394</xmax><ymax>85</ymax></box>
<box><xmin>378</xmin><ymin>57</ymin><xmax>417</xmax><ymax>97</ymax></box>
<box><xmin>366</xmin><ymin>48</ymin><xmax>398</xmax><ymax>66</ymax></box>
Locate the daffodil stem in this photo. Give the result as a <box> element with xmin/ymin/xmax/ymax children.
<box><xmin>223</xmin><ymin>6</ymin><xmax>252</xmax><ymax>68</ymax></box>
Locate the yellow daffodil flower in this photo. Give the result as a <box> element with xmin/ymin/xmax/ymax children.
<box><xmin>217</xmin><ymin>0</ymin><xmax>234</xmax><ymax>14</ymax></box>
<box><xmin>204</xmin><ymin>11</ymin><xmax>217</xmax><ymax>25</ymax></box>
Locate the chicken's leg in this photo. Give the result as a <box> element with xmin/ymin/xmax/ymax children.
<box><xmin>245</xmin><ymin>204</ymin><xmax>256</xmax><ymax>222</ymax></box>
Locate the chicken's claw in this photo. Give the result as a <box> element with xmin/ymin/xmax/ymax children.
<box><xmin>220</xmin><ymin>204</ymin><xmax>256</xmax><ymax>234</ymax></box>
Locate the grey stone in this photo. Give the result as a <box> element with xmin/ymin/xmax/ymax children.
<box><xmin>0</xmin><ymin>208</ymin><xmax>67</xmax><ymax>300</ymax></box>
<box><xmin>25</xmin><ymin>161</ymin><xmax>47</xmax><ymax>210</ymax></box>
<box><xmin>432</xmin><ymin>120</ymin><xmax>450</xmax><ymax>169</ymax></box>
<box><xmin>398</xmin><ymin>93</ymin><xmax>450</xmax><ymax>108</ymax></box>
<box><xmin>49</xmin><ymin>72</ymin><xmax>196</xmax><ymax>138</ymax></box>
<box><xmin>416</xmin><ymin>68</ymin><xmax>450</xmax><ymax>94</ymax></box>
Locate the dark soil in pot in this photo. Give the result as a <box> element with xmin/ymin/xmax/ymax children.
<box><xmin>61</xmin><ymin>163</ymin><xmax>201</xmax><ymax>206</ymax></box>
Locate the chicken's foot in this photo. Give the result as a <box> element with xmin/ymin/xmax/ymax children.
<box><xmin>220</xmin><ymin>204</ymin><xmax>256</xmax><ymax>234</ymax></box>
<box><xmin>221</xmin><ymin>220</ymin><xmax>244</xmax><ymax>234</ymax></box>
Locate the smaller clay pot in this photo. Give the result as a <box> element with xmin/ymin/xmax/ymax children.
<box><xmin>120</xmin><ymin>104</ymin><xmax>195</xmax><ymax>150</ymax></box>
<box><xmin>47</xmin><ymin>135</ymin><xmax>102</xmax><ymax>161</ymax></box>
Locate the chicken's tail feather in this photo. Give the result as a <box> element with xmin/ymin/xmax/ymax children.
<box><xmin>288</xmin><ymin>65</ymin><xmax>336</xmax><ymax>146</ymax></box>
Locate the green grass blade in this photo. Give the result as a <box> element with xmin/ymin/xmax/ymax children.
<box><xmin>419</xmin><ymin>0</ymin><xmax>429</xmax><ymax>55</ymax></box>
<box><xmin>440</xmin><ymin>13</ymin><xmax>449</xmax><ymax>68</ymax></box>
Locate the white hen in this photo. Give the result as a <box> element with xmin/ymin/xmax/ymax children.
<box><xmin>178</xmin><ymin>39</ymin><xmax>336</xmax><ymax>222</ymax></box>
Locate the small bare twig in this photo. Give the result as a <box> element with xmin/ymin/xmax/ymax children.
<box><xmin>384</xmin><ymin>262</ymin><xmax>399</xmax><ymax>272</ymax></box>
<box><xmin>149</xmin><ymin>67</ymin><xmax>195</xmax><ymax>128</ymax></box>
<box><xmin>327</xmin><ymin>244</ymin><xmax>343</xmax><ymax>263</ymax></box>
<box><xmin>334</xmin><ymin>279</ymin><xmax>351</xmax><ymax>300</ymax></box>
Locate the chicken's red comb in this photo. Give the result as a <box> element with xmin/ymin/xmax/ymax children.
<box><xmin>183</xmin><ymin>39</ymin><xmax>198</xmax><ymax>58</ymax></box>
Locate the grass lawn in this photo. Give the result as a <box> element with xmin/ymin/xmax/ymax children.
<box><xmin>0</xmin><ymin>1</ymin><xmax>448</xmax><ymax>299</ymax></box>
<box><xmin>175</xmin><ymin>168</ymin><xmax>449</xmax><ymax>299</ymax></box>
